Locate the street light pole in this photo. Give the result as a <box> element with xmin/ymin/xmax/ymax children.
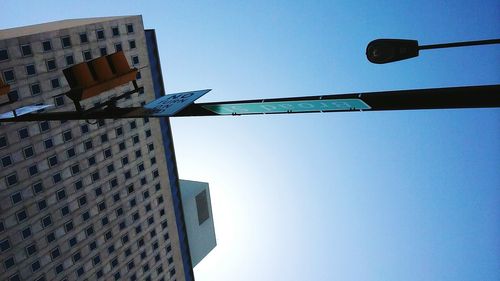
<box><xmin>366</xmin><ymin>38</ymin><xmax>500</xmax><ymax>64</ymax></box>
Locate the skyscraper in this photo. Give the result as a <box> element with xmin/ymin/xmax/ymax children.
<box><xmin>0</xmin><ymin>16</ymin><xmax>215</xmax><ymax>281</ymax></box>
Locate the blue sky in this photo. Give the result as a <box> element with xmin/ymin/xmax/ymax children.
<box><xmin>2</xmin><ymin>1</ymin><xmax>499</xmax><ymax>280</ymax></box>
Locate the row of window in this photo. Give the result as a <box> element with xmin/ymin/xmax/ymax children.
<box><xmin>0</xmin><ymin>23</ymin><xmax>135</xmax><ymax>62</ymax></box>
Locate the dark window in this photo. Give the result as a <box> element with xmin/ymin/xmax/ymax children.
<box><xmin>63</xmin><ymin>130</ymin><xmax>72</xmax><ymax>142</ymax></box>
<box><xmin>93</xmin><ymin>255</ymin><xmax>101</xmax><ymax>265</ymax></box>
<box><xmin>66</xmin><ymin>54</ymin><xmax>74</xmax><ymax>65</ymax></box>
<box><xmin>69</xmin><ymin>237</ymin><xmax>77</xmax><ymax>247</ymax></box>
<box><xmin>48</xmin><ymin>155</ymin><xmax>58</xmax><ymax>167</ymax></box>
<box><xmin>89</xmin><ymin>241</ymin><xmax>97</xmax><ymax>250</ymax></box>
<box><xmin>72</xmin><ymin>251</ymin><xmax>81</xmax><ymax>262</ymax></box>
<box><xmin>100</xmin><ymin>133</ymin><xmax>108</xmax><ymax>143</ymax></box>
<box><xmin>32</xmin><ymin>182</ymin><xmax>43</xmax><ymax>194</ymax></box>
<box><xmin>107</xmin><ymin>245</ymin><xmax>115</xmax><ymax>254</ymax></box>
<box><xmin>0</xmin><ymin>239</ymin><xmax>11</xmax><ymax>251</ymax></box>
<box><xmin>127</xmin><ymin>184</ymin><xmax>134</xmax><ymax>193</ymax></box>
<box><xmin>88</xmin><ymin>155</ymin><xmax>96</xmax><ymax>166</ymax></box>
<box><xmin>31</xmin><ymin>260</ymin><xmax>40</xmax><ymax>272</ymax></box>
<box><xmin>141</xmin><ymin>176</ymin><xmax>147</xmax><ymax>185</ymax></box>
<box><xmin>54</xmin><ymin>263</ymin><xmax>63</xmax><ymax>274</ymax></box>
<box><xmin>78</xmin><ymin>195</ymin><xmax>87</xmax><ymax>206</ymax></box>
<box><xmin>46</xmin><ymin>59</ymin><xmax>57</xmax><ymax>71</ymax></box>
<box><xmin>122</xmin><ymin>156</ymin><xmax>129</xmax><ymax>165</ymax></box>
<box><xmin>162</xmin><ymin>220</ymin><xmax>168</xmax><ymax>229</ymax></box>
<box><xmin>46</xmin><ymin>232</ymin><xmax>55</xmax><ymax>243</ymax></box>
<box><xmin>135</xmin><ymin>149</ymin><xmax>142</xmax><ymax>158</ymax></box>
<box><xmin>56</xmin><ymin>189</ymin><xmax>66</xmax><ymax>200</ymax></box>
<box><xmin>96</xmin><ymin>269</ymin><xmax>103</xmax><ymax>279</ymax></box>
<box><xmin>101</xmin><ymin>217</ymin><xmax>109</xmax><ymax>226</ymax></box>
<box><xmin>11</xmin><ymin>192</ymin><xmax>23</xmax><ymax>204</ymax></box>
<box><xmin>91</xmin><ymin>171</ymin><xmax>100</xmax><ymax>182</ymax></box>
<box><xmin>44</xmin><ymin>138</ymin><xmax>53</xmax><ymax>149</ymax></box>
<box><xmin>115</xmin><ymin>43</ymin><xmax>122</xmax><ymax>52</ymax></box>
<box><xmin>42</xmin><ymin>215</ymin><xmax>52</xmax><ymax>228</ymax></box>
<box><xmin>80</xmin><ymin>124</ymin><xmax>89</xmax><ymax>133</ymax></box>
<box><xmin>21</xmin><ymin>44</ymin><xmax>32</xmax><ymax>56</ymax></box>
<box><xmin>19</xmin><ymin>128</ymin><xmax>29</xmax><ymax>139</ymax></box>
<box><xmin>37</xmin><ymin>200</ymin><xmax>47</xmax><ymax>210</ymax></box>
<box><xmin>0</xmin><ymin>49</ymin><xmax>8</xmax><ymax>61</ymax></box>
<box><xmin>51</xmin><ymin>247</ymin><xmax>60</xmax><ymax>259</ymax></box>
<box><xmin>116</xmin><ymin>126</ymin><xmax>123</xmax><ymax>136</ymax></box>
<box><xmin>145</xmin><ymin>203</ymin><xmax>151</xmax><ymax>212</ymax></box>
<box><xmin>151</xmin><ymin>157</ymin><xmax>157</xmax><ymax>165</ymax></box>
<box><xmin>98</xmin><ymin>201</ymin><xmax>106</xmax><ymax>211</ymax></box>
<box><xmin>84</xmin><ymin>139</ymin><xmax>93</xmax><ymax>150</ymax></box>
<box><xmin>148</xmin><ymin>216</ymin><xmax>154</xmax><ymax>225</ymax></box>
<box><xmin>113</xmin><ymin>193</ymin><xmax>120</xmax><ymax>202</ymax></box>
<box><xmin>79</xmin><ymin>33</ymin><xmax>88</xmax><ymax>43</ymax></box>
<box><xmin>77</xmin><ymin>267</ymin><xmax>84</xmax><ymax>276</ymax></box>
<box><xmin>127</xmin><ymin>24</ymin><xmax>134</xmax><ymax>34</ymax></box>
<box><xmin>99</xmin><ymin>47</ymin><xmax>107</xmax><ymax>56</ymax></box>
<box><xmin>95</xmin><ymin>187</ymin><xmax>102</xmax><ymax>196</ymax></box>
<box><xmin>82</xmin><ymin>211</ymin><xmax>90</xmax><ymax>221</ymax></box>
<box><xmin>119</xmin><ymin>221</ymin><xmax>126</xmax><ymax>230</ymax></box>
<box><xmin>65</xmin><ymin>220</ymin><xmax>73</xmax><ymax>232</ymax></box>
<box><xmin>83</xmin><ymin>50</ymin><xmax>92</xmax><ymax>61</ymax></box>
<box><xmin>128</xmin><ymin>261</ymin><xmax>135</xmax><ymax>270</ymax></box>
<box><xmin>17</xmin><ymin>209</ymin><xmax>28</xmax><ymax>222</ymax></box>
<box><xmin>130</xmin><ymin>121</ymin><xmax>137</xmax><ymax>129</ymax></box>
<box><xmin>6</xmin><ymin>173</ymin><xmax>18</xmax><ymax>186</ymax></box>
<box><xmin>74</xmin><ymin>179</ymin><xmax>83</xmax><ymax>190</ymax></box>
<box><xmin>119</xmin><ymin>141</ymin><xmax>126</xmax><ymax>151</ymax></box>
<box><xmin>25</xmin><ymin>161</ymin><xmax>36</xmax><ymax>175</ymax></box>
<box><xmin>135</xmin><ymin>225</ymin><xmax>142</xmax><ymax>234</ymax></box>
<box><xmin>86</xmin><ymin>226</ymin><xmax>94</xmax><ymax>236</ymax></box>
<box><xmin>129</xmin><ymin>40</ymin><xmax>136</xmax><ymax>49</ymax></box>
<box><xmin>61</xmin><ymin>36</ymin><xmax>71</xmax><ymax>48</ymax></box>
<box><xmin>51</xmin><ymin>78</ymin><xmax>60</xmax><ymax>89</ymax></box>
<box><xmin>39</xmin><ymin>120</ymin><xmax>50</xmax><ymax>132</ymax></box>
<box><xmin>133</xmin><ymin>212</ymin><xmax>139</xmax><ymax>221</ymax></box>
<box><xmin>132</xmin><ymin>135</ymin><xmax>140</xmax><ymax>144</ymax></box>
<box><xmin>96</xmin><ymin>29</ymin><xmax>105</xmax><ymax>40</ymax></box>
<box><xmin>107</xmin><ymin>163</ymin><xmax>114</xmax><ymax>173</ymax></box>
<box><xmin>114</xmin><ymin>272</ymin><xmax>120</xmax><ymax>280</ymax></box>
<box><xmin>105</xmin><ymin>231</ymin><xmax>112</xmax><ymax>241</ymax></box>
<box><xmin>103</xmin><ymin>148</ymin><xmax>112</xmax><ymax>158</ymax></box>
<box><xmin>0</xmin><ymin>135</ymin><xmax>7</xmax><ymax>148</ymax></box>
<box><xmin>98</xmin><ymin>119</ymin><xmax>105</xmax><ymax>127</ymax></box>
<box><xmin>22</xmin><ymin>227</ymin><xmax>31</xmax><ymax>239</ymax></box>
<box><xmin>7</xmin><ymin>90</ymin><xmax>18</xmax><ymax>102</ymax></box>
<box><xmin>112</xmin><ymin>26</ymin><xmax>120</xmax><ymax>36</ymax></box>
<box><xmin>129</xmin><ymin>198</ymin><xmax>136</xmax><ymax>207</ymax></box>
<box><xmin>1</xmin><ymin>155</ymin><xmax>12</xmax><ymax>167</ymax></box>
<box><xmin>143</xmin><ymin>190</ymin><xmax>150</xmax><ymax>199</ymax></box>
<box><xmin>136</xmin><ymin>71</ymin><xmax>142</xmax><ymax>80</ymax></box>
<box><xmin>30</xmin><ymin>82</ymin><xmax>42</xmax><ymax>95</ymax></box>
<box><xmin>42</xmin><ymin>40</ymin><xmax>52</xmax><ymax>51</ymax></box>
<box><xmin>26</xmin><ymin>64</ymin><xmax>36</xmax><ymax>75</ymax></box>
<box><xmin>148</xmin><ymin>143</ymin><xmax>155</xmax><ymax>152</ymax></box>
<box><xmin>61</xmin><ymin>206</ymin><xmax>70</xmax><ymax>216</ymax></box>
<box><xmin>116</xmin><ymin>207</ymin><xmax>124</xmax><ymax>216</ymax></box>
<box><xmin>71</xmin><ymin>164</ymin><xmax>80</xmax><ymax>175</ymax></box>
<box><xmin>124</xmin><ymin>170</ymin><xmax>131</xmax><ymax>179</ymax></box>
<box><xmin>66</xmin><ymin>147</ymin><xmax>76</xmax><ymax>158</ymax></box>
<box><xmin>23</xmin><ymin>145</ymin><xmax>34</xmax><ymax>158</ymax></box>
<box><xmin>26</xmin><ymin>243</ymin><xmax>37</xmax><ymax>256</ymax></box>
<box><xmin>132</xmin><ymin>55</ymin><xmax>139</xmax><ymax>65</ymax></box>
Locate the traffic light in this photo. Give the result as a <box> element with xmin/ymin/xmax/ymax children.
<box><xmin>366</xmin><ymin>39</ymin><xmax>419</xmax><ymax>64</ymax></box>
<box><xmin>63</xmin><ymin>51</ymin><xmax>138</xmax><ymax>102</ymax></box>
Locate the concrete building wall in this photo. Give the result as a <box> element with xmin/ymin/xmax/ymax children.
<box><xmin>0</xmin><ymin>16</ymin><xmax>186</xmax><ymax>281</ymax></box>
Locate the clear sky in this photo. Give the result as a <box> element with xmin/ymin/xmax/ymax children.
<box><xmin>2</xmin><ymin>1</ymin><xmax>499</xmax><ymax>280</ymax></box>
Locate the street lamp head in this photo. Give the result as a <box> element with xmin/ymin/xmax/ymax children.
<box><xmin>366</xmin><ymin>39</ymin><xmax>419</xmax><ymax>64</ymax></box>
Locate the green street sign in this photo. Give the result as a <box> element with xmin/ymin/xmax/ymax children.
<box><xmin>203</xmin><ymin>98</ymin><xmax>371</xmax><ymax>115</ymax></box>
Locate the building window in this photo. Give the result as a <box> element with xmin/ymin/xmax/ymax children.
<box><xmin>115</xmin><ymin>43</ymin><xmax>122</xmax><ymax>52</ymax></box>
<box><xmin>83</xmin><ymin>50</ymin><xmax>92</xmax><ymax>61</ymax></box>
<box><xmin>135</xmin><ymin>149</ymin><xmax>142</xmax><ymax>159</ymax></box>
<box><xmin>103</xmin><ymin>148</ymin><xmax>112</xmax><ymax>158</ymax></box>
<box><xmin>26</xmin><ymin>243</ymin><xmax>37</xmax><ymax>256</ymax></box>
<box><xmin>26</xmin><ymin>64</ymin><xmax>36</xmax><ymax>75</ymax></box>
<box><xmin>43</xmin><ymin>138</ymin><xmax>53</xmax><ymax>149</ymax></box>
<box><xmin>91</xmin><ymin>171</ymin><xmax>100</xmax><ymax>182</ymax></box>
<box><xmin>65</xmin><ymin>54</ymin><xmax>74</xmax><ymax>65</ymax></box>
<box><xmin>105</xmin><ymin>231</ymin><xmax>113</xmax><ymax>241</ymax></box>
<box><xmin>100</xmin><ymin>133</ymin><xmax>108</xmax><ymax>143</ymax></box>
<box><xmin>84</xmin><ymin>139</ymin><xmax>93</xmax><ymax>150</ymax></box>
<box><xmin>54</xmin><ymin>95</ymin><xmax>64</xmax><ymax>105</ymax></box>
<box><xmin>56</xmin><ymin>188</ymin><xmax>66</xmax><ymax>200</ymax></box>
<box><xmin>52</xmin><ymin>172</ymin><xmax>62</xmax><ymax>184</ymax></box>
<box><xmin>89</xmin><ymin>241</ymin><xmax>97</xmax><ymax>250</ymax></box>
<box><xmin>1</xmin><ymin>155</ymin><xmax>12</xmax><ymax>167</ymax></box>
<box><xmin>86</xmin><ymin>226</ymin><xmax>94</xmax><ymax>236</ymax></box>
<box><xmin>32</xmin><ymin>182</ymin><xmax>43</xmax><ymax>194</ymax></box>
<box><xmin>126</xmin><ymin>23</ymin><xmax>134</xmax><ymax>34</ymax></box>
<box><xmin>112</xmin><ymin>26</ymin><xmax>120</xmax><ymax>36</ymax></box>
<box><xmin>28</xmin><ymin>164</ymin><xmax>38</xmax><ymax>176</ymax></box>
<box><xmin>72</xmin><ymin>251</ymin><xmax>81</xmax><ymax>262</ymax></box>
<box><xmin>23</xmin><ymin>145</ymin><xmax>34</xmax><ymax>158</ymax></box>
<box><xmin>96</xmin><ymin>29</ymin><xmax>105</xmax><ymax>40</ymax></box>
<box><xmin>136</xmin><ymin>71</ymin><xmax>141</xmax><ymax>80</ymax></box>
<box><xmin>51</xmin><ymin>78</ymin><xmax>60</xmax><ymax>89</ymax></box>
<box><xmin>0</xmin><ymin>49</ymin><xmax>8</xmax><ymax>61</ymax></box>
<box><xmin>92</xmin><ymin>255</ymin><xmax>101</xmax><ymax>265</ymax></box>
<box><xmin>78</xmin><ymin>195</ymin><xmax>87</xmax><ymax>206</ymax></box>
<box><xmin>29</xmin><ymin>82</ymin><xmax>42</xmax><ymax>96</ymax></box>
<box><xmin>99</xmin><ymin>46</ymin><xmax>107</xmax><ymax>56</ymax></box>
<box><xmin>79</xmin><ymin>33</ymin><xmax>88</xmax><ymax>44</ymax></box>
<box><xmin>124</xmin><ymin>170</ymin><xmax>131</xmax><ymax>179</ymax></box>
<box><xmin>48</xmin><ymin>155</ymin><xmax>58</xmax><ymax>167</ymax></box>
<box><xmin>61</xmin><ymin>36</ymin><xmax>71</xmax><ymax>48</ymax></box>
<box><xmin>129</xmin><ymin>40</ymin><xmax>136</xmax><ymax>49</ymax></box>
<box><xmin>74</xmin><ymin>179</ymin><xmax>83</xmax><ymax>190</ymax></box>
<box><xmin>88</xmin><ymin>155</ymin><xmax>96</xmax><ymax>166</ymax></box>
<box><xmin>71</xmin><ymin>164</ymin><xmax>80</xmax><ymax>175</ymax></box>
<box><xmin>3</xmin><ymin>69</ymin><xmax>15</xmax><ymax>83</ymax></box>
<box><xmin>129</xmin><ymin>198</ymin><xmax>136</xmax><ymax>207</ymax></box>
<box><xmin>151</xmin><ymin>157</ymin><xmax>156</xmax><ymax>165</ymax></box>
<box><xmin>20</xmin><ymin>44</ymin><xmax>32</xmax><ymax>56</ymax></box>
<box><xmin>65</xmin><ymin>220</ymin><xmax>74</xmax><ymax>232</ymax></box>
<box><xmin>110</xmin><ymin>177</ymin><xmax>118</xmax><ymax>188</ymax></box>
<box><xmin>131</xmin><ymin>55</ymin><xmax>139</xmax><ymax>65</ymax></box>
<box><xmin>31</xmin><ymin>260</ymin><xmax>40</xmax><ymax>272</ymax></box>
<box><xmin>11</xmin><ymin>192</ymin><xmax>22</xmax><ymax>204</ymax></box>
<box><xmin>63</xmin><ymin>130</ymin><xmax>72</xmax><ymax>142</ymax></box>
<box><xmin>132</xmin><ymin>134</ymin><xmax>140</xmax><ymax>144</ymax></box>
<box><xmin>6</xmin><ymin>173</ymin><xmax>18</xmax><ymax>186</ymax></box>
<box><xmin>46</xmin><ymin>59</ymin><xmax>57</xmax><ymax>71</ymax></box>
<box><xmin>82</xmin><ymin>211</ymin><xmax>90</xmax><ymax>221</ymax></box>
<box><xmin>137</xmin><ymin>162</ymin><xmax>145</xmax><ymax>172</ymax></box>
<box><xmin>101</xmin><ymin>216</ymin><xmax>109</xmax><ymax>226</ymax></box>
<box><xmin>121</xmin><ymin>156</ymin><xmax>129</xmax><ymax>165</ymax></box>
<box><xmin>69</xmin><ymin>237</ymin><xmax>77</xmax><ymax>247</ymax></box>
<box><xmin>61</xmin><ymin>206</ymin><xmax>70</xmax><ymax>216</ymax></box>
<box><xmin>119</xmin><ymin>141</ymin><xmax>126</xmax><ymax>151</ymax></box>
<box><xmin>66</xmin><ymin>147</ymin><xmax>76</xmax><ymax>158</ymax></box>
<box><xmin>0</xmin><ymin>135</ymin><xmax>7</xmax><ymax>149</ymax></box>
<box><xmin>0</xmin><ymin>239</ymin><xmax>11</xmax><ymax>252</ymax></box>
<box><xmin>38</xmin><ymin>121</ymin><xmax>50</xmax><ymax>132</ymax></box>
<box><xmin>50</xmin><ymin>247</ymin><xmax>60</xmax><ymax>259</ymax></box>
<box><xmin>95</xmin><ymin>187</ymin><xmax>102</xmax><ymax>196</ymax></box>
<box><xmin>148</xmin><ymin>143</ymin><xmax>155</xmax><ymax>152</ymax></box>
<box><xmin>116</xmin><ymin>126</ymin><xmax>123</xmax><ymax>136</ymax></box>
<box><xmin>42</xmin><ymin>40</ymin><xmax>52</xmax><ymax>51</ymax></box>
<box><xmin>37</xmin><ymin>200</ymin><xmax>47</xmax><ymax>210</ymax></box>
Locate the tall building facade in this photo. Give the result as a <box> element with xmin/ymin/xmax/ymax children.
<box><xmin>0</xmin><ymin>16</ymin><xmax>205</xmax><ymax>281</ymax></box>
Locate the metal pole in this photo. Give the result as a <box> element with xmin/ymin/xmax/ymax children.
<box><xmin>419</xmin><ymin>39</ymin><xmax>500</xmax><ymax>50</ymax></box>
